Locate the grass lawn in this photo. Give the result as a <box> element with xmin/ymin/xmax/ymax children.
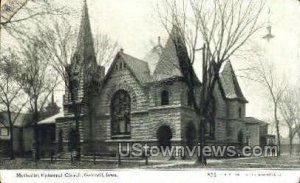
<box><xmin>0</xmin><ymin>154</ymin><xmax>299</xmax><ymax>169</ymax></box>
<box><xmin>167</xmin><ymin>155</ymin><xmax>300</xmax><ymax>169</ymax></box>
<box><xmin>0</xmin><ymin>158</ymin><xmax>160</xmax><ymax>169</ymax></box>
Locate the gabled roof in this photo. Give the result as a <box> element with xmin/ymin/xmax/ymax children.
<box><xmin>103</xmin><ymin>51</ymin><xmax>150</xmax><ymax>85</ymax></box>
<box><xmin>120</xmin><ymin>52</ymin><xmax>150</xmax><ymax>83</ymax></box>
<box><xmin>218</xmin><ymin>61</ymin><xmax>247</xmax><ymax>102</ymax></box>
<box><xmin>152</xmin><ymin>28</ymin><xmax>183</xmax><ymax>81</ymax></box>
<box><xmin>0</xmin><ymin>112</ymin><xmax>33</xmax><ymax>128</ymax></box>
<box><xmin>243</xmin><ymin>117</ymin><xmax>269</xmax><ymax>126</ymax></box>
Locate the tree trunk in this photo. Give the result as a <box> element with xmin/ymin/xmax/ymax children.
<box><xmin>196</xmin><ymin>44</ymin><xmax>207</xmax><ymax>166</ymax></box>
<box><xmin>274</xmin><ymin>104</ymin><xmax>281</xmax><ymax>156</ymax></box>
<box><xmin>196</xmin><ymin>116</ymin><xmax>207</xmax><ymax>165</ymax></box>
<box><xmin>33</xmin><ymin>99</ymin><xmax>40</xmax><ymax>161</ymax></box>
<box><xmin>289</xmin><ymin>132</ymin><xmax>293</xmax><ymax>156</ymax></box>
<box><xmin>7</xmin><ymin>109</ymin><xmax>15</xmax><ymax>160</ymax></box>
<box><xmin>9</xmin><ymin>125</ymin><xmax>14</xmax><ymax>160</ymax></box>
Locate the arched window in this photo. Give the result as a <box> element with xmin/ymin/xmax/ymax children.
<box><xmin>187</xmin><ymin>90</ymin><xmax>193</xmax><ymax>106</ymax></box>
<box><xmin>238</xmin><ymin>130</ymin><xmax>244</xmax><ymax>146</ymax></box>
<box><xmin>238</xmin><ymin>107</ymin><xmax>242</xmax><ymax>118</ymax></box>
<box><xmin>111</xmin><ymin>90</ymin><xmax>131</xmax><ymax>136</ymax></box>
<box><xmin>161</xmin><ymin>90</ymin><xmax>169</xmax><ymax>105</ymax></box>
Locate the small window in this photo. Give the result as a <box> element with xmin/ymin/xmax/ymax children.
<box><xmin>0</xmin><ymin>128</ymin><xmax>9</xmax><ymax>136</ymax></box>
<box><xmin>115</xmin><ymin>62</ymin><xmax>126</xmax><ymax>71</ymax></box>
<box><xmin>239</xmin><ymin>107</ymin><xmax>242</xmax><ymax>118</ymax></box>
<box><xmin>161</xmin><ymin>90</ymin><xmax>169</xmax><ymax>105</ymax></box>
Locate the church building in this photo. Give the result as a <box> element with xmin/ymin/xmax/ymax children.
<box><xmin>50</xmin><ymin>1</ymin><xmax>273</xmax><ymax>156</ymax></box>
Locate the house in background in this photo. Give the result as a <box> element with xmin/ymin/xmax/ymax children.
<box><xmin>0</xmin><ymin>94</ymin><xmax>60</xmax><ymax>157</ymax></box>
<box><xmin>243</xmin><ymin>117</ymin><xmax>275</xmax><ymax>147</ymax></box>
<box><xmin>0</xmin><ymin>112</ymin><xmax>34</xmax><ymax>156</ymax></box>
<box><xmin>38</xmin><ymin>112</ymin><xmax>63</xmax><ymax>157</ymax></box>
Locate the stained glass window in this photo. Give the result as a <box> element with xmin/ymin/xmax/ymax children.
<box><xmin>111</xmin><ymin>90</ymin><xmax>131</xmax><ymax>135</ymax></box>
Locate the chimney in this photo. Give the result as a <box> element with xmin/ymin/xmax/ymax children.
<box><xmin>119</xmin><ymin>48</ymin><xmax>124</xmax><ymax>53</ymax></box>
<box><xmin>51</xmin><ymin>92</ymin><xmax>55</xmax><ymax>104</ymax></box>
<box><xmin>158</xmin><ymin>36</ymin><xmax>161</xmax><ymax>46</ymax></box>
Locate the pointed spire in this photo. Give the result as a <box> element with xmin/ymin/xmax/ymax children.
<box><xmin>74</xmin><ymin>0</ymin><xmax>96</xmax><ymax>65</ymax></box>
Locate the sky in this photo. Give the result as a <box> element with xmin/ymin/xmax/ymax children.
<box><xmin>2</xmin><ymin>0</ymin><xmax>300</xmax><ymax>137</ymax></box>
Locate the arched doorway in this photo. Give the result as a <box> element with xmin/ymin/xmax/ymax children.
<box><xmin>238</xmin><ymin>130</ymin><xmax>244</xmax><ymax>146</ymax></box>
<box><xmin>156</xmin><ymin>125</ymin><xmax>172</xmax><ymax>150</ymax></box>
<box><xmin>185</xmin><ymin>122</ymin><xmax>196</xmax><ymax>149</ymax></box>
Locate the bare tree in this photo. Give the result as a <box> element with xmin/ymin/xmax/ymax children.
<box><xmin>251</xmin><ymin>58</ymin><xmax>286</xmax><ymax>156</ymax></box>
<box><xmin>157</xmin><ymin>0</ymin><xmax>265</xmax><ymax>165</ymax></box>
<box><xmin>17</xmin><ymin>37</ymin><xmax>59</xmax><ymax>161</ymax></box>
<box><xmin>94</xmin><ymin>32</ymin><xmax>119</xmax><ymax>67</ymax></box>
<box><xmin>1</xmin><ymin>0</ymin><xmax>68</xmax><ymax>28</ymax></box>
<box><xmin>279</xmin><ymin>87</ymin><xmax>300</xmax><ymax>155</ymax></box>
<box><xmin>34</xmin><ymin>17</ymin><xmax>118</xmax><ymax>160</ymax></box>
<box><xmin>0</xmin><ymin>50</ymin><xmax>28</xmax><ymax>160</ymax></box>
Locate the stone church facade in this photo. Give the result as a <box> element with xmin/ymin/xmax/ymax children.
<box><xmin>53</xmin><ymin>1</ymin><xmax>272</xmax><ymax>155</ymax></box>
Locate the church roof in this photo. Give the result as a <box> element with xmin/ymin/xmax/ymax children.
<box><xmin>152</xmin><ymin>28</ymin><xmax>183</xmax><ymax>81</ymax></box>
<box><xmin>243</xmin><ymin>117</ymin><xmax>269</xmax><ymax>125</ymax></box>
<box><xmin>103</xmin><ymin>51</ymin><xmax>150</xmax><ymax>85</ymax></box>
<box><xmin>120</xmin><ymin>52</ymin><xmax>150</xmax><ymax>83</ymax></box>
<box><xmin>218</xmin><ymin>61</ymin><xmax>247</xmax><ymax>102</ymax></box>
<box><xmin>37</xmin><ymin>112</ymin><xmax>64</xmax><ymax>125</ymax></box>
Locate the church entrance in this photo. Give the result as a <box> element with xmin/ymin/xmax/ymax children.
<box><xmin>156</xmin><ymin>125</ymin><xmax>172</xmax><ymax>150</ymax></box>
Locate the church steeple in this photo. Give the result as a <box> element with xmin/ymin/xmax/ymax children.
<box><xmin>74</xmin><ymin>0</ymin><xmax>96</xmax><ymax>66</ymax></box>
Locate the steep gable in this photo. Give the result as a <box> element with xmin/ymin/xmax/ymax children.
<box><xmin>152</xmin><ymin>29</ymin><xmax>183</xmax><ymax>81</ymax></box>
<box><xmin>218</xmin><ymin>61</ymin><xmax>247</xmax><ymax>102</ymax></box>
<box><xmin>103</xmin><ymin>51</ymin><xmax>150</xmax><ymax>85</ymax></box>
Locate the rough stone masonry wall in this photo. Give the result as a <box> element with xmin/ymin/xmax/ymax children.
<box><xmin>55</xmin><ymin>117</ymin><xmax>84</xmax><ymax>143</ymax></box>
<box><xmin>94</xmin><ymin>66</ymin><xmax>187</xmax><ymax>145</ymax></box>
<box><xmin>213</xmin><ymin>82</ymin><xmax>247</xmax><ymax>143</ymax></box>
<box><xmin>147</xmin><ymin>81</ymin><xmax>187</xmax><ymax>141</ymax></box>
<box><xmin>180</xmin><ymin>107</ymin><xmax>198</xmax><ymax>142</ymax></box>
<box><xmin>213</xmin><ymin>83</ymin><xmax>228</xmax><ymax>141</ymax></box>
<box><xmin>246</xmin><ymin>124</ymin><xmax>260</xmax><ymax>146</ymax></box>
<box><xmin>94</xmin><ymin>58</ymin><xmax>150</xmax><ymax>141</ymax></box>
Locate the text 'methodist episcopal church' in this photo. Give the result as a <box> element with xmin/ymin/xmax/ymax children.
<box><xmin>39</xmin><ymin>1</ymin><xmax>274</xmax><ymax>156</ymax></box>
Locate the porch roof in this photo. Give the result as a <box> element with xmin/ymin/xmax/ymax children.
<box><xmin>37</xmin><ymin>113</ymin><xmax>64</xmax><ymax>125</ymax></box>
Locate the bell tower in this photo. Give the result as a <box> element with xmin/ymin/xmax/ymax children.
<box><xmin>62</xmin><ymin>0</ymin><xmax>105</xmax><ymax>153</ymax></box>
<box><xmin>63</xmin><ymin>0</ymin><xmax>104</xmax><ymax>111</ymax></box>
